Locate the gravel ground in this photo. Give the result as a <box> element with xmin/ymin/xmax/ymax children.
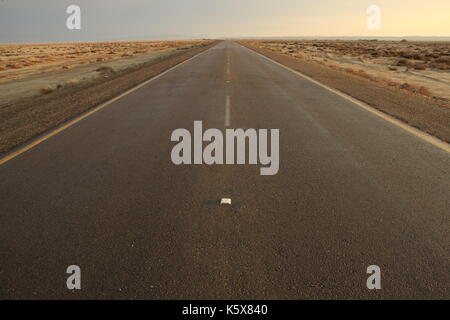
<box><xmin>240</xmin><ymin>42</ymin><xmax>450</xmax><ymax>143</ymax></box>
<box><xmin>0</xmin><ymin>41</ymin><xmax>218</xmax><ymax>155</ymax></box>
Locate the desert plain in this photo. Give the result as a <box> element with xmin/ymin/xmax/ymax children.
<box><xmin>242</xmin><ymin>40</ymin><xmax>450</xmax><ymax>102</ymax></box>
<box><xmin>0</xmin><ymin>40</ymin><xmax>214</xmax><ymax>154</ymax></box>
<box><xmin>0</xmin><ymin>40</ymin><xmax>206</xmax><ymax>106</ymax></box>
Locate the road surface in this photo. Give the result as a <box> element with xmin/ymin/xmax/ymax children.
<box><xmin>0</xmin><ymin>41</ymin><xmax>449</xmax><ymax>299</ymax></box>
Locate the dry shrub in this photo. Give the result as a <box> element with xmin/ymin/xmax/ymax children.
<box><xmin>400</xmin><ymin>83</ymin><xmax>432</xmax><ymax>96</ymax></box>
<box><xmin>40</xmin><ymin>85</ymin><xmax>54</xmax><ymax>95</ymax></box>
<box><xmin>400</xmin><ymin>83</ymin><xmax>413</xmax><ymax>90</ymax></box>
<box><xmin>6</xmin><ymin>63</ymin><xmax>21</xmax><ymax>69</ymax></box>
<box><xmin>386</xmin><ymin>81</ymin><xmax>398</xmax><ymax>87</ymax></box>
<box><xmin>396</xmin><ymin>59</ymin><xmax>409</xmax><ymax>66</ymax></box>
<box><xmin>416</xmin><ymin>86</ymin><xmax>432</xmax><ymax>96</ymax></box>
<box><xmin>355</xmin><ymin>69</ymin><xmax>375</xmax><ymax>81</ymax></box>
<box><xmin>399</xmin><ymin>51</ymin><xmax>414</xmax><ymax>59</ymax></box>
<box><xmin>96</xmin><ymin>66</ymin><xmax>114</xmax><ymax>73</ymax></box>
<box><xmin>412</xmin><ymin>63</ymin><xmax>427</xmax><ymax>70</ymax></box>
<box><xmin>434</xmin><ymin>57</ymin><xmax>450</xmax><ymax>64</ymax></box>
<box><xmin>430</xmin><ymin>63</ymin><xmax>450</xmax><ymax>70</ymax></box>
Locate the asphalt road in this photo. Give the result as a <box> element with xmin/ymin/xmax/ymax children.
<box><xmin>0</xmin><ymin>41</ymin><xmax>448</xmax><ymax>299</ymax></box>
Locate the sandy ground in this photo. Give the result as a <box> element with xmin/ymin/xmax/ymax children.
<box><xmin>0</xmin><ymin>40</ymin><xmax>216</xmax><ymax>155</ymax></box>
<box><xmin>239</xmin><ymin>41</ymin><xmax>450</xmax><ymax>143</ymax></box>
<box><xmin>243</xmin><ymin>40</ymin><xmax>450</xmax><ymax>102</ymax></box>
<box><xmin>0</xmin><ymin>41</ymin><xmax>205</xmax><ymax>107</ymax></box>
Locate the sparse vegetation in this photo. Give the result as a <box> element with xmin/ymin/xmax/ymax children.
<box><xmin>96</xmin><ymin>66</ymin><xmax>114</xmax><ymax>73</ymax></box>
<box><xmin>400</xmin><ymin>83</ymin><xmax>432</xmax><ymax>96</ymax></box>
<box><xmin>0</xmin><ymin>40</ymin><xmax>217</xmax><ymax>155</ymax></box>
<box><xmin>0</xmin><ymin>40</ymin><xmax>207</xmax><ymax>84</ymax></box>
<box><xmin>239</xmin><ymin>40</ymin><xmax>450</xmax><ymax>143</ymax></box>
<box><xmin>40</xmin><ymin>85</ymin><xmax>54</xmax><ymax>94</ymax></box>
<box><xmin>241</xmin><ymin>39</ymin><xmax>450</xmax><ymax>100</ymax></box>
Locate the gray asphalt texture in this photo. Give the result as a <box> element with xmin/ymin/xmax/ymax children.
<box><xmin>0</xmin><ymin>41</ymin><xmax>449</xmax><ymax>299</ymax></box>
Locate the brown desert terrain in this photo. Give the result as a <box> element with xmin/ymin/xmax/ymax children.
<box><xmin>0</xmin><ymin>40</ymin><xmax>205</xmax><ymax>82</ymax></box>
<box><xmin>0</xmin><ymin>40</ymin><xmax>206</xmax><ymax>106</ymax></box>
<box><xmin>239</xmin><ymin>40</ymin><xmax>450</xmax><ymax>143</ymax></box>
<box><xmin>242</xmin><ymin>40</ymin><xmax>450</xmax><ymax>102</ymax></box>
<box><xmin>0</xmin><ymin>40</ymin><xmax>216</xmax><ymax>154</ymax></box>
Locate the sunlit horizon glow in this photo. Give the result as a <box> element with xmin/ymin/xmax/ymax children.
<box><xmin>0</xmin><ymin>0</ymin><xmax>449</xmax><ymax>43</ymax></box>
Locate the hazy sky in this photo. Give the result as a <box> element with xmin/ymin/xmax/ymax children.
<box><xmin>1</xmin><ymin>0</ymin><xmax>449</xmax><ymax>42</ymax></box>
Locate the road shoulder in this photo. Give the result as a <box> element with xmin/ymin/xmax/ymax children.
<box><xmin>239</xmin><ymin>41</ymin><xmax>450</xmax><ymax>143</ymax></box>
<box><xmin>0</xmin><ymin>41</ymin><xmax>219</xmax><ymax>156</ymax></box>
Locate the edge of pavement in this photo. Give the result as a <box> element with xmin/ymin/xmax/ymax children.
<box><xmin>238</xmin><ymin>41</ymin><xmax>450</xmax><ymax>153</ymax></box>
<box><xmin>0</xmin><ymin>40</ymin><xmax>222</xmax><ymax>166</ymax></box>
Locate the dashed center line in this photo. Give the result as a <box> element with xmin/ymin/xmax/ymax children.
<box><xmin>220</xmin><ymin>198</ymin><xmax>232</xmax><ymax>205</ymax></box>
<box><xmin>226</xmin><ymin>49</ymin><xmax>231</xmax><ymax>83</ymax></box>
<box><xmin>225</xmin><ymin>95</ymin><xmax>231</xmax><ymax>127</ymax></box>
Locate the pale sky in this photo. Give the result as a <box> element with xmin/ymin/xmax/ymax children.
<box><xmin>1</xmin><ymin>0</ymin><xmax>449</xmax><ymax>42</ymax></box>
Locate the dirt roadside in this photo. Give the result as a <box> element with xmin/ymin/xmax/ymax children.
<box><xmin>0</xmin><ymin>41</ymin><xmax>219</xmax><ymax>156</ymax></box>
<box><xmin>239</xmin><ymin>41</ymin><xmax>450</xmax><ymax>143</ymax></box>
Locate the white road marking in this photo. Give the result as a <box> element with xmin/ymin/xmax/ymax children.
<box><xmin>225</xmin><ymin>95</ymin><xmax>231</xmax><ymax>127</ymax></box>
<box><xmin>220</xmin><ymin>198</ymin><xmax>232</xmax><ymax>205</ymax></box>
<box><xmin>226</xmin><ymin>49</ymin><xmax>231</xmax><ymax>83</ymax></box>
